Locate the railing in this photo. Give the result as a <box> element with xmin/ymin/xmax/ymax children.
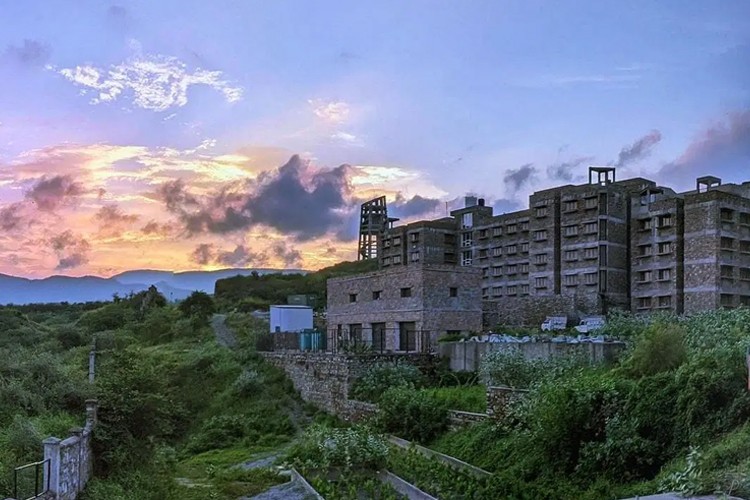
<box><xmin>255</xmin><ymin>328</ymin><xmax>433</xmax><ymax>354</ymax></box>
<box><xmin>13</xmin><ymin>458</ymin><xmax>50</xmax><ymax>500</ymax></box>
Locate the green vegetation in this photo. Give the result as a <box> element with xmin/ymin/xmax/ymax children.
<box><xmin>417</xmin><ymin>385</ymin><xmax>486</xmax><ymax>413</ymax></box>
<box><xmin>350</xmin><ymin>360</ymin><xmax>425</xmax><ymax>402</ymax></box>
<box><xmin>214</xmin><ymin>259</ymin><xmax>377</xmax><ymax>310</ymax></box>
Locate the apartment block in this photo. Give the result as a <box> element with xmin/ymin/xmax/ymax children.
<box><xmin>377</xmin><ymin>168</ymin><xmax>750</xmax><ymax>324</ymax></box>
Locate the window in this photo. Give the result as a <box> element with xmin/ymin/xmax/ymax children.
<box><xmin>506</xmin><ymin>244</ymin><xmax>517</xmax><ymax>254</ymax></box>
<box><xmin>444</xmin><ymin>233</ymin><xmax>456</xmax><ymax>245</ymax></box>
<box><xmin>563</xmin><ymin>274</ymin><xmax>579</xmax><ymax>287</ymax></box>
<box><xmin>393</xmin><ymin>236</ymin><xmax>401</xmax><ymax>246</ymax></box>
<box><xmin>599</xmin><ymin>222</ymin><xmax>608</xmax><ymax>239</ymax></box>
<box><xmin>492</xmin><ymin>226</ymin><xmax>503</xmax><ymax>237</ymax></box>
<box><xmin>583</xmin><ymin>222</ymin><xmax>598</xmax><ymax>234</ymax></box>
<box><xmin>520</xmin><ymin>242</ymin><xmax>529</xmax><ymax>253</ymax></box>
<box><xmin>564</xmin><ymin>249</ymin><xmax>578</xmax><ymax>261</ymax></box>
<box><xmin>638</xmin><ymin>218</ymin><xmax>653</xmax><ymax>231</ymax></box>
<box><xmin>491</xmin><ymin>246</ymin><xmax>502</xmax><ymax>257</ymax></box>
<box><xmin>638</xmin><ymin>244</ymin><xmax>653</xmax><ymax>257</ymax></box>
<box><xmin>349</xmin><ymin>293</ymin><xmax>358</xmax><ymax>303</ymax></box>
<box><xmin>507</xmin><ymin>285</ymin><xmax>518</xmax><ymax>295</ymax></box>
<box><xmin>740</xmin><ymin>268</ymin><xmax>750</xmax><ymax>281</ymax></box>
<box><xmin>492</xmin><ymin>286</ymin><xmax>502</xmax><ymax>296</ymax></box>
<box><xmin>372</xmin><ymin>290</ymin><xmax>382</xmax><ymax>300</ymax></box>
<box><xmin>520</xmin><ymin>263</ymin><xmax>529</xmax><ymax>273</ymax></box>
<box><xmin>720</xmin><ymin>294</ymin><xmax>734</xmax><ymax>308</ymax></box>
<box><xmin>599</xmin><ymin>244</ymin><xmax>608</xmax><ymax>266</ymax></box>
<box><xmin>520</xmin><ymin>284</ymin><xmax>530</xmax><ymax>295</ymax></box>
<box><xmin>411</xmin><ymin>251</ymin><xmax>420</xmax><ymax>262</ymax></box>
<box><xmin>444</xmin><ymin>251</ymin><xmax>456</xmax><ymax>263</ymax></box>
<box><xmin>534</xmin><ymin>253</ymin><xmax>548</xmax><ymax>265</ymax></box>
<box><xmin>383</xmin><ymin>256</ymin><xmax>391</xmax><ymax>265</ymax></box>
<box><xmin>478</xmin><ymin>249</ymin><xmax>488</xmax><ymax>259</ymax></box>
<box><xmin>720</xmin><ymin>208</ymin><xmax>734</xmax><ymax>222</ymax></box>
<box><xmin>400</xmin><ymin>287</ymin><xmax>412</xmax><ymax>298</ymax></box>
<box><xmin>536</xmin><ymin>206</ymin><xmax>549</xmax><ymax>217</ymax></box>
<box><xmin>507</xmin><ymin>224</ymin><xmax>518</xmax><ymax>234</ymax></box>
<box><xmin>583</xmin><ymin>247</ymin><xmax>598</xmax><ymax>259</ymax></box>
<box><xmin>409</xmin><ymin>232</ymin><xmax>419</xmax><ymax>242</ymax></box>
<box><xmin>638</xmin><ymin>270</ymin><xmax>653</xmax><ymax>282</ymax></box>
<box><xmin>506</xmin><ymin>264</ymin><xmax>518</xmax><ymax>274</ymax></box>
<box><xmin>461</xmin><ymin>232</ymin><xmax>473</xmax><ymax>247</ymax></box>
<box><xmin>478</xmin><ymin>229</ymin><xmax>488</xmax><ymax>239</ymax></box>
<box><xmin>741</xmin><ymin>241</ymin><xmax>750</xmax><ymax>253</ymax></box>
<box><xmin>584</xmin><ymin>197</ymin><xmax>598</xmax><ymax>209</ymax></box>
<box><xmin>563</xmin><ymin>200</ymin><xmax>578</xmax><ymax>212</ymax></box>
<box><xmin>657</xmin><ymin>268</ymin><xmax>672</xmax><ymax>281</ymax></box>
<box><xmin>533</xmin><ymin>230</ymin><xmax>548</xmax><ymax>241</ymax></box>
<box><xmin>638</xmin><ymin>297</ymin><xmax>652</xmax><ymax>309</ymax></box>
<box><xmin>657</xmin><ymin>242</ymin><xmax>673</xmax><ymax>254</ymax></box>
<box><xmin>721</xmin><ymin>265</ymin><xmax>734</xmax><ymax>279</ymax></box>
<box><xmin>519</xmin><ymin>221</ymin><xmax>530</xmax><ymax>231</ymax></box>
<box><xmin>563</xmin><ymin>225</ymin><xmax>578</xmax><ymax>237</ymax></box>
<box><xmin>482</xmin><ymin>287</ymin><xmax>489</xmax><ymax>297</ymax></box>
<box><xmin>449</xmin><ymin>287</ymin><xmax>458</xmax><ymax>297</ymax></box>
<box><xmin>657</xmin><ymin>214</ymin><xmax>672</xmax><ymax>228</ymax></box>
<box><xmin>584</xmin><ymin>272</ymin><xmax>597</xmax><ymax>285</ymax></box>
<box><xmin>492</xmin><ymin>266</ymin><xmax>502</xmax><ymax>276</ymax></box>
<box><xmin>383</xmin><ymin>238</ymin><xmax>391</xmax><ymax>248</ymax></box>
<box><xmin>740</xmin><ymin>213</ymin><xmax>750</xmax><ymax>225</ymax></box>
<box><xmin>482</xmin><ymin>267</ymin><xmax>489</xmax><ymax>278</ymax></box>
<box><xmin>461</xmin><ymin>250</ymin><xmax>472</xmax><ymax>266</ymax></box>
<box><xmin>742</xmin><ymin>296</ymin><xmax>750</xmax><ymax>307</ymax></box>
<box><xmin>393</xmin><ymin>255</ymin><xmax>402</xmax><ymax>264</ymax></box>
<box><xmin>534</xmin><ymin>277</ymin><xmax>548</xmax><ymax>288</ymax></box>
<box><xmin>599</xmin><ymin>270</ymin><xmax>608</xmax><ymax>292</ymax></box>
<box><xmin>721</xmin><ymin>237</ymin><xmax>734</xmax><ymax>250</ymax></box>
<box><xmin>462</xmin><ymin>212</ymin><xmax>473</xmax><ymax>228</ymax></box>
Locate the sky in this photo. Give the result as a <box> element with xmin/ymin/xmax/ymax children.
<box><xmin>0</xmin><ymin>0</ymin><xmax>749</xmax><ymax>278</ymax></box>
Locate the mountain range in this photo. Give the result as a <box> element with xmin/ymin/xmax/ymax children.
<box><xmin>0</xmin><ymin>268</ymin><xmax>306</xmax><ymax>305</ymax></box>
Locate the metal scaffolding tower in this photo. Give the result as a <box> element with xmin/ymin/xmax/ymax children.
<box><xmin>358</xmin><ymin>196</ymin><xmax>390</xmax><ymax>260</ymax></box>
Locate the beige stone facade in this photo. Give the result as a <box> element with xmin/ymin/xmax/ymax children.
<box><xmin>326</xmin><ymin>264</ymin><xmax>482</xmax><ymax>351</ymax></box>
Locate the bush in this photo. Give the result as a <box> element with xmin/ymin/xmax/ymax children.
<box><xmin>350</xmin><ymin>361</ymin><xmax>424</xmax><ymax>402</ymax></box>
<box><xmin>178</xmin><ymin>291</ymin><xmax>215</xmax><ymax>323</ymax></box>
<box><xmin>625</xmin><ymin>322</ymin><xmax>687</xmax><ymax>377</ymax></box>
<box><xmin>375</xmin><ymin>386</ymin><xmax>448</xmax><ymax>443</ymax></box>
<box><xmin>286</xmin><ymin>424</ymin><xmax>389</xmax><ymax>471</ymax></box>
<box><xmin>232</xmin><ymin>369</ymin><xmax>264</xmax><ymax>397</ymax></box>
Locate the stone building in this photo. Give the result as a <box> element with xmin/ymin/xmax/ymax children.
<box><xmin>378</xmin><ymin>167</ymin><xmax>750</xmax><ymax>325</ymax></box>
<box><xmin>326</xmin><ymin>264</ymin><xmax>482</xmax><ymax>352</ymax></box>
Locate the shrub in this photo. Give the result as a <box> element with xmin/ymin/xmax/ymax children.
<box><xmin>231</xmin><ymin>369</ymin><xmax>264</xmax><ymax>397</ymax></box>
<box><xmin>350</xmin><ymin>361</ymin><xmax>424</xmax><ymax>402</ymax></box>
<box><xmin>375</xmin><ymin>386</ymin><xmax>448</xmax><ymax>443</ymax></box>
<box><xmin>625</xmin><ymin>322</ymin><xmax>687</xmax><ymax>377</ymax></box>
<box><xmin>287</xmin><ymin>424</ymin><xmax>389</xmax><ymax>471</ymax></box>
<box><xmin>178</xmin><ymin>291</ymin><xmax>215</xmax><ymax>323</ymax></box>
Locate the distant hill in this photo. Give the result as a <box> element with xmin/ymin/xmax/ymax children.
<box><xmin>0</xmin><ymin>268</ymin><xmax>306</xmax><ymax>305</ymax></box>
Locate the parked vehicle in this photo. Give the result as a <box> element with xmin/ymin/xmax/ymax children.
<box><xmin>541</xmin><ymin>316</ymin><xmax>568</xmax><ymax>331</ymax></box>
<box><xmin>574</xmin><ymin>316</ymin><xmax>606</xmax><ymax>333</ymax></box>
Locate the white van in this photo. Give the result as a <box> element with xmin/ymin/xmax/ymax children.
<box><xmin>541</xmin><ymin>316</ymin><xmax>568</xmax><ymax>331</ymax></box>
<box><xmin>574</xmin><ymin>316</ymin><xmax>606</xmax><ymax>333</ymax></box>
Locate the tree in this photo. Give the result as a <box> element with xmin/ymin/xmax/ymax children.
<box><xmin>178</xmin><ymin>291</ymin><xmax>215</xmax><ymax>322</ymax></box>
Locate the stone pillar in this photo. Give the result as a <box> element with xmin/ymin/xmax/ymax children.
<box><xmin>88</xmin><ymin>349</ymin><xmax>96</xmax><ymax>383</ymax></box>
<box><xmin>43</xmin><ymin>437</ymin><xmax>61</xmax><ymax>496</ymax></box>
<box><xmin>85</xmin><ymin>399</ymin><xmax>98</xmax><ymax>426</ymax></box>
<box><xmin>70</xmin><ymin>428</ymin><xmax>84</xmax><ymax>495</ymax></box>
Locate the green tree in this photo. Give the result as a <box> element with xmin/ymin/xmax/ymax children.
<box><xmin>178</xmin><ymin>291</ymin><xmax>215</xmax><ymax>322</ymax></box>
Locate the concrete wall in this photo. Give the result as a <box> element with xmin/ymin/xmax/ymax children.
<box><xmin>438</xmin><ymin>341</ymin><xmax>625</xmax><ymax>372</ymax></box>
<box><xmin>43</xmin><ymin>400</ymin><xmax>97</xmax><ymax>500</ymax></box>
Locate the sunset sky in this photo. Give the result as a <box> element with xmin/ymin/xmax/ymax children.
<box><xmin>1</xmin><ymin>1</ymin><xmax>748</xmax><ymax>278</ymax></box>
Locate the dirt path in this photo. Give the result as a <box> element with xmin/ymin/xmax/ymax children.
<box><xmin>211</xmin><ymin>313</ymin><xmax>238</xmax><ymax>348</ymax></box>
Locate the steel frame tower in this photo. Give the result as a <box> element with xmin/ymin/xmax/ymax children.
<box><xmin>358</xmin><ymin>196</ymin><xmax>389</xmax><ymax>260</ymax></box>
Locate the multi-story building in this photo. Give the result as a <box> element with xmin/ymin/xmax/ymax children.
<box><xmin>377</xmin><ymin>167</ymin><xmax>750</xmax><ymax>325</ymax></box>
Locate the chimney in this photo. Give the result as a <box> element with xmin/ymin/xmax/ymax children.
<box><xmin>464</xmin><ymin>195</ymin><xmax>478</xmax><ymax>208</ymax></box>
<box><xmin>478</xmin><ymin>198</ymin><xmax>485</xmax><ymax>206</ymax></box>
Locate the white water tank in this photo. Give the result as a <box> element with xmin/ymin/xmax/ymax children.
<box><xmin>269</xmin><ymin>305</ymin><xmax>313</xmax><ymax>333</ymax></box>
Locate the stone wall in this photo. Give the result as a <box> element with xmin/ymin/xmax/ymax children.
<box><xmin>438</xmin><ymin>340</ymin><xmax>625</xmax><ymax>372</ymax></box>
<box><xmin>43</xmin><ymin>400</ymin><xmax>97</xmax><ymax>500</ymax></box>
<box><xmin>486</xmin><ymin>386</ymin><xmax>529</xmax><ymax>419</ymax></box>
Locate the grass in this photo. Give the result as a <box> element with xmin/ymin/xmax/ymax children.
<box><xmin>419</xmin><ymin>385</ymin><xmax>486</xmax><ymax>413</ymax></box>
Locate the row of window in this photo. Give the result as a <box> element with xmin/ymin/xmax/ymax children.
<box><xmin>720</xmin><ymin>266</ymin><xmax>750</xmax><ymax>280</ymax></box>
<box><xmin>477</xmin><ymin>243</ymin><xmax>530</xmax><ymax>257</ymax></box>
<box><xmin>636</xmin><ymin>296</ymin><xmax>673</xmax><ymax>309</ymax></box>
<box><xmin>482</xmin><ymin>263</ymin><xmax>531</xmax><ymax>276</ymax></box>
<box><xmin>476</xmin><ymin>221</ymin><xmax>531</xmax><ymax>239</ymax></box>
<box><xmin>720</xmin><ymin>208</ymin><xmax>750</xmax><ymax>225</ymax></box>
<box><xmin>483</xmin><ymin>284</ymin><xmax>531</xmax><ymax>297</ymax></box>
<box><xmin>348</xmin><ymin>286</ymin><xmax>462</xmax><ymax>303</ymax></box>
<box><xmin>636</xmin><ymin>268</ymin><xmax>673</xmax><ymax>283</ymax></box>
<box><xmin>721</xmin><ymin>294</ymin><xmax>750</xmax><ymax>307</ymax></box>
<box><xmin>638</xmin><ymin>214</ymin><xmax>673</xmax><ymax>230</ymax></box>
<box><xmin>637</xmin><ymin>242</ymin><xmax>674</xmax><ymax>256</ymax></box>
<box><xmin>721</xmin><ymin>238</ymin><xmax>750</xmax><ymax>252</ymax></box>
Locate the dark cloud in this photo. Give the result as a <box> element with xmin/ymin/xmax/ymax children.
<box><xmin>159</xmin><ymin>155</ymin><xmax>354</xmax><ymax>241</ymax></box>
<box><xmin>326</xmin><ymin>246</ymin><xmax>338</xmax><ymax>255</ymax></box>
<box><xmin>49</xmin><ymin>230</ymin><xmax>90</xmax><ymax>270</ymax></box>
<box><xmin>94</xmin><ymin>205</ymin><xmax>139</xmax><ymax>231</ymax></box>
<box><xmin>0</xmin><ymin>203</ymin><xmax>25</xmax><ymax>232</ymax></box>
<box><xmin>546</xmin><ymin>156</ymin><xmax>593</xmax><ymax>182</ymax></box>
<box><xmin>272</xmin><ymin>241</ymin><xmax>302</xmax><ymax>267</ymax></box>
<box><xmin>389</xmin><ymin>194</ymin><xmax>441</xmax><ymax>219</ymax></box>
<box><xmin>503</xmin><ymin>163</ymin><xmax>537</xmax><ymax>191</ymax></box>
<box><xmin>26</xmin><ymin>175</ymin><xmax>85</xmax><ymax>211</ymax></box>
<box><xmin>4</xmin><ymin>39</ymin><xmax>51</xmax><ymax>66</ymax></box>
<box><xmin>658</xmin><ymin>110</ymin><xmax>750</xmax><ymax>186</ymax></box>
<box><xmin>141</xmin><ymin>220</ymin><xmax>173</xmax><ymax>236</ymax></box>
<box><xmin>614</xmin><ymin>130</ymin><xmax>662</xmax><ymax>167</ymax></box>
<box><xmin>190</xmin><ymin>243</ymin><xmax>268</xmax><ymax>268</ymax></box>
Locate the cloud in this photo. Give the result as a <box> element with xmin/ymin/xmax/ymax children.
<box><xmin>94</xmin><ymin>204</ymin><xmax>139</xmax><ymax>236</ymax></box>
<box><xmin>546</xmin><ymin>156</ymin><xmax>593</xmax><ymax>182</ymax></box>
<box><xmin>659</xmin><ymin>110</ymin><xmax>750</xmax><ymax>183</ymax></box>
<box><xmin>389</xmin><ymin>193</ymin><xmax>441</xmax><ymax>219</ymax></box>
<box><xmin>614</xmin><ymin>130</ymin><xmax>662</xmax><ymax>167</ymax></box>
<box><xmin>4</xmin><ymin>39</ymin><xmax>51</xmax><ymax>66</ymax></box>
<box><xmin>141</xmin><ymin>220</ymin><xmax>173</xmax><ymax>236</ymax></box>
<box><xmin>493</xmin><ymin>198</ymin><xmax>522</xmax><ymax>214</ymax></box>
<box><xmin>49</xmin><ymin>230</ymin><xmax>91</xmax><ymax>270</ymax></box>
<box><xmin>190</xmin><ymin>243</ymin><xmax>268</xmax><ymax>267</ymax></box>
<box><xmin>0</xmin><ymin>203</ymin><xmax>26</xmax><ymax>231</ymax></box>
<box><xmin>503</xmin><ymin>163</ymin><xmax>537</xmax><ymax>191</ymax></box>
<box><xmin>25</xmin><ymin>175</ymin><xmax>85</xmax><ymax>211</ymax></box>
<box><xmin>57</xmin><ymin>55</ymin><xmax>243</xmax><ymax>111</ymax></box>
<box><xmin>309</xmin><ymin>99</ymin><xmax>350</xmax><ymax>123</ymax></box>
<box><xmin>160</xmin><ymin>155</ymin><xmax>354</xmax><ymax>241</ymax></box>
<box><xmin>331</xmin><ymin>131</ymin><xmax>362</xmax><ymax>146</ymax></box>
<box><xmin>272</xmin><ymin>241</ymin><xmax>302</xmax><ymax>267</ymax></box>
